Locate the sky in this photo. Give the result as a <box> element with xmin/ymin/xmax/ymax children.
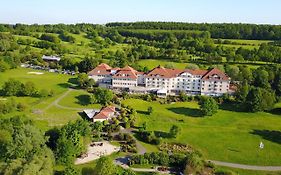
<box><xmin>0</xmin><ymin>0</ymin><xmax>280</xmax><ymax>24</ymax></box>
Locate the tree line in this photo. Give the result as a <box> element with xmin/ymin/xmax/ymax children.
<box><xmin>106</xmin><ymin>22</ymin><xmax>281</xmax><ymax>40</ymax></box>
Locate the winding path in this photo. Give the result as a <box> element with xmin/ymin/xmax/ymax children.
<box><xmin>42</xmin><ymin>88</ymin><xmax>281</xmax><ymax>172</ymax></box>
<box><xmin>43</xmin><ymin>88</ymin><xmax>86</xmax><ymax>111</ymax></box>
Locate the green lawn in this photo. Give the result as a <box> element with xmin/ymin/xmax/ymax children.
<box><xmin>216</xmin><ymin>166</ymin><xmax>281</xmax><ymax>175</ymax></box>
<box><xmin>0</xmin><ymin>68</ymin><xmax>71</xmax><ymax>94</ymax></box>
<box><xmin>57</xmin><ymin>89</ymin><xmax>102</xmax><ymax>109</ymax></box>
<box><xmin>138</xmin><ymin>59</ymin><xmax>190</xmax><ymax>69</ymax></box>
<box><xmin>123</xmin><ymin>99</ymin><xmax>281</xmax><ymax>166</ymax></box>
<box><xmin>222</xmin><ymin>39</ymin><xmax>272</xmax><ymax>45</ymax></box>
<box><xmin>0</xmin><ymin>68</ymin><xmax>86</xmax><ymax>129</ymax></box>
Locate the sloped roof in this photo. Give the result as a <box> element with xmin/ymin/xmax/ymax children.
<box><xmin>202</xmin><ymin>68</ymin><xmax>229</xmax><ymax>81</ymax></box>
<box><xmin>88</xmin><ymin>63</ymin><xmax>112</xmax><ymax>76</ymax></box>
<box><xmin>146</xmin><ymin>66</ymin><xmax>183</xmax><ymax>78</ymax></box>
<box><xmin>93</xmin><ymin>106</ymin><xmax>116</xmax><ymax>120</ymax></box>
<box><xmin>112</xmin><ymin>66</ymin><xmax>140</xmax><ymax>80</ymax></box>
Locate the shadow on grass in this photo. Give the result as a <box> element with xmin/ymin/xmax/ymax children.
<box><xmin>250</xmin><ymin>129</ymin><xmax>281</xmax><ymax>144</ymax></box>
<box><xmin>167</xmin><ymin>107</ymin><xmax>202</xmax><ymax>117</ymax></box>
<box><xmin>75</xmin><ymin>95</ymin><xmax>91</xmax><ymax>106</ymax></box>
<box><xmin>81</xmin><ymin>167</ymin><xmax>95</xmax><ymax>175</ymax></box>
<box><xmin>78</xmin><ymin>112</ymin><xmax>90</xmax><ymax>121</ymax></box>
<box><xmin>219</xmin><ymin>102</ymin><xmax>246</xmax><ymax>112</ymax></box>
<box><xmin>154</xmin><ymin>131</ymin><xmax>171</xmax><ymax>138</ymax></box>
<box><xmin>57</xmin><ymin>83</ymin><xmax>71</xmax><ymax>89</ymax></box>
<box><xmin>68</xmin><ymin>77</ymin><xmax>78</xmax><ymax>84</ymax></box>
<box><xmin>136</xmin><ymin>110</ymin><xmax>149</xmax><ymax>115</ymax></box>
<box><xmin>269</xmin><ymin>108</ymin><xmax>281</xmax><ymax>115</ymax></box>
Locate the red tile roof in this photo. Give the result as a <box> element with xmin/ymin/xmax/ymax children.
<box><xmin>184</xmin><ymin>69</ymin><xmax>208</xmax><ymax>76</ymax></box>
<box><xmin>202</xmin><ymin>68</ymin><xmax>229</xmax><ymax>81</ymax></box>
<box><xmin>146</xmin><ymin>66</ymin><xmax>183</xmax><ymax>78</ymax></box>
<box><xmin>88</xmin><ymin>63</ymin><xmax>112</xmax><ymax>76</ymax></box>
<box><xmin>94</xmin><ymin>106</ymin><xmax>116</xmax><ymax>120</ymax></box>
<box><xmin>112</xmin><ymin>66</ymin><xmax>140</xmax><ymax>80</ymax></box>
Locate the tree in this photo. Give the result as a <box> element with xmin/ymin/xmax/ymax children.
<box><xmin>169</xmin><ymin>125</ymin><xmax>180</xmax><ymax>138</ymax></box>
<box><xmin>0</xmin><ymin>59</ymin><xmax>10</xmax><ymax>72</ymax></box>
<box><xmin>92</xmin><ymin>87</ymin><xmax>114</xmax><ymax>105</ymax></box>
<box><xmin>54</xmin><ymin>120</ymin><xmax>91</xmax><ymax>165</ymax></box>
<box><xmin>2</xmin><ymin>79</ymin><xmax>23</xmax><ymax>96</ymax></box>
<box><xmin>246</xmin><ymin>87</ymin><xmax>276</xmax><ymax>112</ymax></box>
<box><xmin>253</xmin><ymin>68</ymin><xmax>270</xmax><ymax>89</ymax></box>
<box><xmin>0</xmin><ymin>116</ymin><xmax>54</xmax><ymax>175</ymax></box>
<box><xmin>23</xmin><ymin>81</ymin><xmax>37</xmax><ymax>96</ymax></box>
<box><xmin>147</xmin><ymin>106</ymin><xmax>153</xmax><ymax>115</ymax></box>
<box><xmin>199</xmin><ymin>97</ymin><xmax>218</xmax><ymax>116</ymax></box>
<box><xmin>184</xmin><ymin>152</ymin><xmax>204</xmax><ymax>175</ymax></box>
<box><xmin>94</xmin><ymin>157</ymin><xmax>116</xmax><ymax>175</ymax></box>
<box><xmin>236</xmin><ymin>80</ymin><xmax>249</xmax><ymax>102</ymax></box>
<box><xmin>78</xmin><ymin>56</ymin><xmax>99</xmax><ymax>72</ymax></box>
<box><xmin>77</xmin><ymin>73</ymin><xmax>95</xmax><ymax>89</ymax></box>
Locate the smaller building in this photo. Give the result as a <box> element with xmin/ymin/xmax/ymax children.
<box><xmin>42</xmin><ymin>55</ymin><xmax>61</xmax><ymax>62</ymax></box>
<box><xmin>83</xmin><ymin>106</ymin><xmax>119</xmax><ymax>123</ymax></box>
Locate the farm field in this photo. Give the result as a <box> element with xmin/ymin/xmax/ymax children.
<box><xmin>123</xmin><ymin>98</ymin><xmax>281</xmax><ymax>166</ymax></box>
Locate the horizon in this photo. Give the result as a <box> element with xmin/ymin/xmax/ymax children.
<box><xmin>1</xmin><ymin>0</ymin><xmax>281</xmax><ymax>25</ymax></box>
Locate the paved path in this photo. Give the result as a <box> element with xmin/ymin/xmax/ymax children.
<box><xmin>42</xmin><ymin>89</ymin><xmax>281</xmax><ymax>172</ymax></box>
<box><xmin>119</xmin><ymin>128</ymin><xmax>147</xmax><ymax>155</ymax></box>
<box><xmin>210</xmin><ymin>160</ymin><xmax>281</xmax><ymax>171</ymax></box>
<box><xmin>114</xmin><ymin>157</ymin><xmax>172</xmax><ymax>174</ymax></box>
<box><xmin>43</xmin><ymin>88</ymin><xmax>86</xmax><ymax>111</ymax></box>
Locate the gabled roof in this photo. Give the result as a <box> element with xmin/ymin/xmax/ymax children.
<box><xmin>88</xmin><ymin>63</ymin><xmax>112</xmax><ymax>76</ymax></box>
<box><xmin>93</xmin><ymin>106</ymin><xmax>116</xmax><ymax>120</ymax></box>
<box><xmin>146</xmin><ymin>66</ymin><xmax>183</xmax><ymax>78</ymax></box>
<box><xmin>202</xmin><ymin>68</ymin><xmax>229</xmax><ymax>81</ymax></box>
<box><xmin>112</xmin><ymin>66</ymin><xmax>140</xmax><ymax>80</ymax></box>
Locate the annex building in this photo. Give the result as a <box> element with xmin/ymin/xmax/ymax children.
<box><xmin>88</xmin><ymin>63</ymin><xmax>231</xmax><ymax>96</ymax></box>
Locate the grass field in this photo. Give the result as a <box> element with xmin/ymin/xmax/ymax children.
<box><xmin>215</xmin><ymin>39</ymin><xmax>272</xmax><ymax>50</ymax></box>
<box><xmin>123</xmin><ymin>99</ymin><xmax>281</xmax><ymax>166</ymax></box>
<box><xmin>0</xmin><ymin>68</ymin><xmax>90</xmax><ymax>129</ymax></box>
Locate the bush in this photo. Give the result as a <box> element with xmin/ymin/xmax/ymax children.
<box><xmin>199</xmin><ymin>96</ymin><xmax>218</xmax><ymax>116</ymax></box>
<box><xmin>17</xmin><ymin>102</ymin><xmax>27</xmax><ymax>112</ymax></box>
<box><xmin>215</xmin><ymin>169</ymin><xmax>237</xmax><ymax>175</ymax></box>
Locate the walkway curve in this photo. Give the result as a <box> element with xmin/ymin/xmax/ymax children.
<box><xmin>43</xmin><ymin>89</ymin><xmax>281</xmax><ymax>172</ymax></box>
<box><xmin>44</xmin><ymin>88</ymin><xmax>87</xmax><ymax>111</ymax></box>
<box><xmin>210</xmin><ymin>160</ymin><xmax>281</xmax><ymax>171</ymax></box>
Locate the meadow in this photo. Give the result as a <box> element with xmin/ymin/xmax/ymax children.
<box><xmin>123</xmin><ymin>99</ymin><xmax>281</xmax><ymax>166</ymax></box>
<box><xmin>0</xmin><ymin>68</ymin><xmax>94</xmax><ymax>130</ymax></box>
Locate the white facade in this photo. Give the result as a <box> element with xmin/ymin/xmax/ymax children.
<box><xmin>89</xmin><ymin>74</ymin><xmax>112</xmax><ymax>84</ymax></box>
<box><xmin>89</xmin><ymin>64</ymin><xmax>231</xmax><ymax>96</ymax></box>
<box><xmin>112</xmin><ymin>78</ymin><xmax>137</xmax><ymax>88</ymax></box>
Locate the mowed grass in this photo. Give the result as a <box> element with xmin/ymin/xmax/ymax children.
<box><xmin>216</xmin><ymin>166</ymin><xmax>281</xmax><ymax>175</ymax></box>
<box><xmin>57</xmin><ymin>89</ymin><xmax>102</xmax><ymax>109</ymax></box>
<box><xmin>138</xmin><ymin>59</ymin><xmax>190</xmax><ymax>69</ymax></box>
<box><xmin>223</xmin><ymin>39</ymin><xmax>272</xmax><ymax>45</ymax></box>
<box><xmin>0</xmin><ymin>68</ymin><xmax>71</xmax><ymax>94</ymax></box>
<box><xmin>123</xmin><ymin>99</ymin><xmax>281</xmax><ymax>165</ymax></box>
<box><xmin>0</xmin><ymin>68</ymin><xmax>86</xmax><ymax>129</ymax></box>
